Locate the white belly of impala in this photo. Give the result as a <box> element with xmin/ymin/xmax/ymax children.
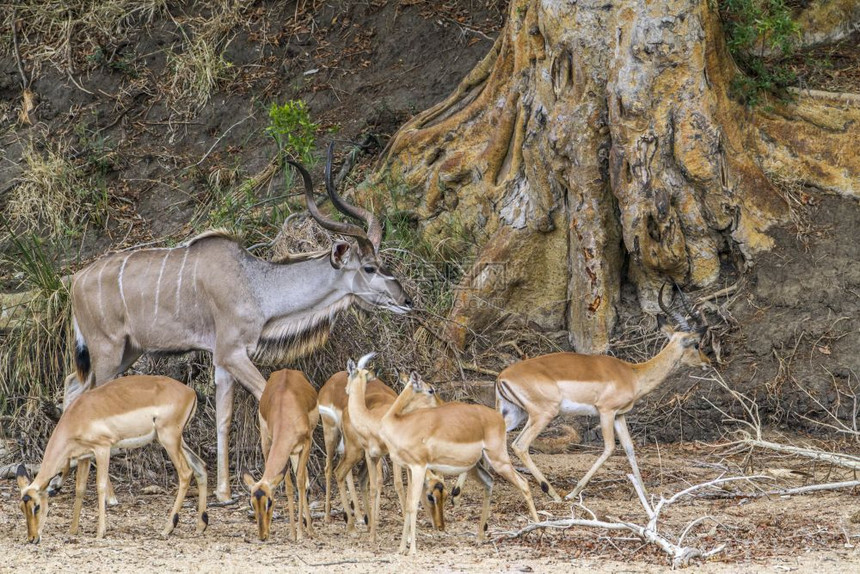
<box><xmin>560</xmin><ymin>399</ymin><xmax>599</xmax><ymax>416</ymax></box>
<box><xmin>113</xmin><ymin>428</ymin><xmax>157</xmax><ymax>450</ymax></box>
<box><xmin>429</xmin><ymin>464</ymin><xmax>473</xmax><ymax>475</ymax></box>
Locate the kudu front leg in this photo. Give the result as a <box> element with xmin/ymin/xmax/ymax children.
<box><xmin>214</xmin><ymin>366</ymin><xmax>236</xmax><ymax>503</ymax></box>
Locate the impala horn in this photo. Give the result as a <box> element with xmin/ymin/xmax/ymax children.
<box><xmin>658</xmin><ymin>284</ymin><xmax>691</xmax><ymax>332</ymax></box>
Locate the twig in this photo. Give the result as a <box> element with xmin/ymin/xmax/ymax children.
<box><xmin>196</xmin><ymin>114</ymin><xmax>255</xmax><ymax>166</ymax></box>
<box><xmin>11</xmin><ymin>9</ymin><xmax>30</xmax><ymax>89</ymax></box>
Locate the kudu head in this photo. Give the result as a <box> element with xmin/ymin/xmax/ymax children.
<box><xmin>287</xmin><ymin>144</ymin><xmax>412</xmax><ymax>314</ymax></box>
<box><xmin>17</xmin><ymin>465</ymin><xmax>48</xmax><ymax>544</ymax></box>
<box><xmin>657</xmin><ymin>284</ymin><xmax>711</xmax><ymax>370</ymax></box>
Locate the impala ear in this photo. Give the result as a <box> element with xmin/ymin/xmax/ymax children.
<box><xmin>16</xmin><ymin>464</ymin><xmax>31</xmax><ymax>490</ymax></box>
<box><xmin>409</xmin><ymin>371</ymin><xmax>422</xmax><ymax>389</ymax></box>
<box><xmin>656</xmin><ymin>314</ymin><xmax>674</xmax><ymax>336</ymax></box>
<box><xmin>242</xmin><ymin>472</ymin><xmax>256</xmax><ymax>490</ymax></box>
<box><xmin>346</xmin><ymin>358</ymin><xmax>357</xmax><ymax>376</ymax></box>
<box><xmin>330</xmin><ymin>241</ymin><xmax>351</xmax><ymax>269</ymax></box>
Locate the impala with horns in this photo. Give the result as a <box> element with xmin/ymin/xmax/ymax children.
<box><xmin>319</xmin><ymin>370</ymin><xmax>448</xmax><ymax>534</ymax></box>
<box><xmin>344</xmin><ymin>355</ymin><xmax>539</xmax><ymax>555</ymax></box>
<box><xmin>243</xmin><ymin>369</ymin><xmax>318</xmax><ymax>542</ymax></box>
<box><xmin>63</xmin><ymin>144</ymin><xmax>411</xmax><ymax>502</ymax></box>
<box><xmin>17</xmin><ymin>375</ymin><xmax>207</xmax><ymax>542</ymax></box>
<box><xmin>496</xmin><ymin>285</ymin><xmax>710</xmax><ymax>502</ymax></box>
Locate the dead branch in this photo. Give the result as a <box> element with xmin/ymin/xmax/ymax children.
<box><xmin>501</xmin><ymin>474</ymin><xmax>754</xmax><ymax>568</ymax></box>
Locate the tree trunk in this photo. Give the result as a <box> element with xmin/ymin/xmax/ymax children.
<box><xmin>376</xmin><ymin>0</ymin><xmax>859</xmax><ymax>353</ymax></box>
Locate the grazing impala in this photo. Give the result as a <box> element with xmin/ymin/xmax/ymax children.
<box><xmin>319</xmin><ymin>371</ymin><xmax>447</xmax><ymax>533</ymax></box>
<box><xmin>17</xmin><ymin>375</ymin><xmax>207</xmax><ymax>542</ymax></box>
<box><xmin>344</xmin><ymin>354</ymin><xmax>539</xmax><ymax>555</ymax></box>
<box><xmin>64</xmin><ymin>144</ymin><xmax>411</xmax><ymax>502</ymax></box>
<box><xmin>243</xmin><ymin>369</ymin><xmax>319</xmax><ymax>541</ymax></box>
<box><xmin>496</xmin><ymin>285</ymin><xmax>711</xmax><ymax>502</ymax></box>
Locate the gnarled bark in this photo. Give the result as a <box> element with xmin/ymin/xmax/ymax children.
<box><xmin>376</xmin><ymin>0</ymin><xmax>859</xmax><ymax>353</ymax></box>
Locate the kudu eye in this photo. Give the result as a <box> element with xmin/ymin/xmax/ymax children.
<box><xmin>363</xmin><ymin>266</ymin><xmax>377</xmax><ymax>274</ymax></box>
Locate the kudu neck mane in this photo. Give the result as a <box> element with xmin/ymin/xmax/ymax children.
<box><xmin>249</xmin><ymin>253</ymin><xmax>355</xmax><ymax>365</ymax></box>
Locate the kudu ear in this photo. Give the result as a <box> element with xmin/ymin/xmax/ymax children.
<box><xmin>330</xmin><ymin>241</ymin><xmax>352</xmax><ymax>269</ymax></box>
<box><xmin>17</xmin><ymin>464</ymin><xmax>31</xmax><ymax>490</ymax></box>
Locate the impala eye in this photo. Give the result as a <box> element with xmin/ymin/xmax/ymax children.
<box><xmin>363</xmin><ymin>266</ymin><xmax>377</xmax><ymax>274</ymax></box>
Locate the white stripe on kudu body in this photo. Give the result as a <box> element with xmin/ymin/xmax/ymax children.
<box><xmin>65</xmin><ymin>151</ymin><xmax>412</xmax><ymax>502</ymax></box>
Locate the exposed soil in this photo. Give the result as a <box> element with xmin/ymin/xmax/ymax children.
<box><xmin>3</xmin><ymin>444</ymin><xmax>860</xmax><ymax>572</ymax></box>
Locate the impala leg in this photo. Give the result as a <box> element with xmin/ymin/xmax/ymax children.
<box><xmin>182</xmin><ymin>440</ymin><xmax>209</xmax><ymax>533</ymax></box>
<box><xmin>284</xmin><ymin>458</ymin><xmax>298</xmax><ymax>542</ymax></box>
<box><xmin>399</xmin><ymin>468</ymin><xmax>413</xmax><ymax>554</ymax></box>
<box><xmin>472</xmin><ymin>463</ymin><xmax>494</xmax><ymax>543</ymax></box>
<box><xmin>365</xmin><ymin>453</ymin><xmax>381</xmax><ymax>543</ymax></box>
<box><xmin>94</xmin><ymin>448</ymin><xmax>111</xmax><ymax>539</ymax></box>
<box><xmin>69</xmin><ymin>458</ymin><xmax>91</xmax><ymax>535</ymax></box>
<box><xmin>485</xmin><ymin>443</ymin><xmax>539</xmax><ymax>523</ymax></box>
<box><xmin>334</xmin><ymin>441</ymin><xmax>364</xmax><ymax>532</ymax></box>
<box><xmin>565</xmin><ymin>412</ymin><xmax>617</xmax><ymax>500</ymax></box>
<box><xmin>297</xmin><ymin>440</ymin><xmax>314</xmax><ymax>538</ymax></box>
<box><xmin>322</xmin><ymin>419</ymin><xmax>339</xmax><ymax>524</ymax></box>
<box><xmin>393</xmin><ymin>461</ymin><xmax>405</xmax><ymax>513</ymax></box>
<box><xmin>614</xmin><ymin>415</ymin><xmax>646</xmax><ymax>496</ymax></box>
<box><xmin>159</xmin><ymin>428</ymin><xmax>194</xmax><ymax>537</ymax></box>
<box><xmin>510</xmin><ymin>411</ymin><xmax>562</xmax><ymax>502</ymax></box>
<box><xmin>451</xmin><ymin>472</ymin><xmax>468</xmax><ymax>508</ymax></box>
<box><xmin>406</xmin><ymin>465</ymin><xmax>426</xmax><ymax>556</ymax></box>
<box><xmin>345</xmin><ymin>469</ymin><xmax>361</xmax><ymax>523</ymax></box>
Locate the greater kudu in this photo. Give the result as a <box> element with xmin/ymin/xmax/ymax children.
<box><xmin>64</xmin><ymin>147</ymin><xmax>411</xmax><ymax>501</ymax></box>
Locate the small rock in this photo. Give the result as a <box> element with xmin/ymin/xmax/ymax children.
<box><xmin>141</xmin><ymin>485</ymin><xmax>165</xmax><ymax>495</ymax></box>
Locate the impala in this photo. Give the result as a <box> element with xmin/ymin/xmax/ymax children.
<box><xmin>243</xmin><ymin>369</ymin><xmax>319</xmax><ymax>541</ymax></box>
<box><xmin>17</xmin><ymin>375</ymin><xmax>207</xmax><ymax>542</ymax></box>
<box><xmin>496</xmin><ymin>285</ymin><xmax>711</xmax><ymax>502</ymax></box>
<box><xmin>64</xmin><ymin>144</ymin><xmax>411</xmax><ymax>502</ymax></box>
<box><xmin>345</xmin><ymin>354</ymin><xmax>539</xmax><ymax>555</ymax></box>
<box><xmin>319</xmin><ymin>370</ymin><xmax>447</xmax><ymax>533</ymax></box>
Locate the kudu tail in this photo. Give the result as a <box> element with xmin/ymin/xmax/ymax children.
<box><xmin>72</xmin><ymin>316</ymin><xmax>91</xmax><ymax>385</ymax></box>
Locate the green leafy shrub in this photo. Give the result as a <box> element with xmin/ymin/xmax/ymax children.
<box><xmin>719</xmin><ymin>0</ymin><xmax>800</xmax><ymax>106</ymax></box>
<box><xmin>265</xmin><ymin>100</ymin><xmax>319</xmax><ymax>163</ymax></box>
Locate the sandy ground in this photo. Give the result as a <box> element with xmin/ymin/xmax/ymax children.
<box><xmin>3</xmin><ymin>443</ymin><xmax>860</xmax><ymax>573</ymax></box>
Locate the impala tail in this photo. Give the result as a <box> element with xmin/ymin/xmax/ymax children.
<box><xmin>495</xmin><ymin>378</ymin><xmax>527</xmax><ymax>432</ymax></box>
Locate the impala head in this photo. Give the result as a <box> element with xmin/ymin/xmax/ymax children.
<box><xmin>658</xmin><ymin>284</ymin><xmax>711</xmax><ymax>370</ymax></box>
<box><xmin>398</xmin><ymin>371</ymin><xmax>440</xmax><ymax>405</ymax></box>
<box><xmin>345</xmin><ymin>352</ymin><xmax>377</xmax><ymax>395</ymax></box>
<box><xmin>16</xmin><ymin>465</ymin><xmax>48</xmax><ymax>544</ymax></box>
<box><xmin>243</xmin><ymin>471</ymin><xmax>285</xmax><ymax>541</ymax></box>
<box><xmin>425</xmin><ymin>477</ymin><xmax>447</xmax><ymax>531</ymax></box>
<box><xmin>289</xmin><ymin>143</ymin><xmax>412</xmax><ymax>314</ymax></box>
